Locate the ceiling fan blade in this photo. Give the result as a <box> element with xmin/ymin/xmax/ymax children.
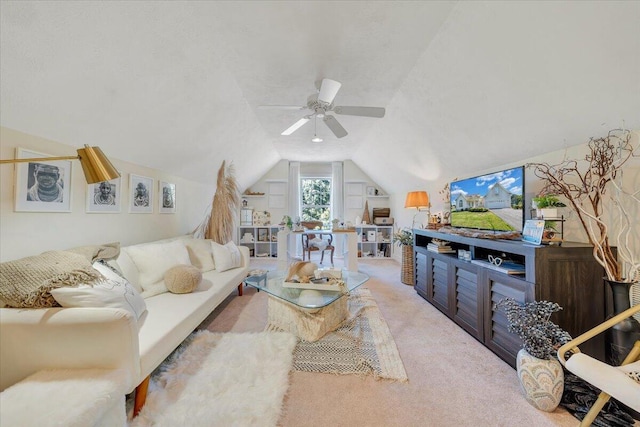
<box><xmin>281</xmin><ymin>116</ymin><xmax>310</xmax><ymax>136</ymax></box>
<box><xmin>333</xmin><ymin>106</ymin><xmax>386</xmax><ymax>118</ymax></box>
<box><xmin>258</xmin><ymin>105</ymin><xmax>306</xmax><ymax>110</ymax></box>
<box><xmin>317</xmin><ymin>79</ymin><xmax>342</xmax><ymax>105</ymax></box>
<box><xmin>323</xmin><ymin>115</ymin><xmax>348</xmax><ymax>138</ymax></box>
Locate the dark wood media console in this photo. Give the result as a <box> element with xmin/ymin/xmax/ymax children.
<box><xmin>413</xmin><ymin>229</ymin><xmax>611</xmax><ymax>367</ymax></box>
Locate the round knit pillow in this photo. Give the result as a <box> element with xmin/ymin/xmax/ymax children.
<box><xmin>164</xmin><ymin>264</ymin><xmax>202</xmax><ymax>294</ymax></box>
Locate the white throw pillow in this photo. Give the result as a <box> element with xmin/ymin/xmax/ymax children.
<box><xmin>51</xmin><ymin>263</ymin><xmax>147</xmax><ymax>320</ymax></box>
<box><xmin>184</xmin><ymin>238</ymin><xmax>215</xmax><ymax>272</ymax></box>
<box><xmin>125</xmin><ymin>240</ymin><xmax>191</xmax><ymax>291</ymax></box>
<box><xmin>211</xmin><ymin>241</ymin><xmax>242</xmax><ymax>272</ymax></box>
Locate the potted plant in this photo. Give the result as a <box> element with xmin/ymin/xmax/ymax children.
<box><xmin>394</xmin><ymin>228</ymin><xmax>414</xmax><ymax>285</ymax></box>
<box><xmin>532</xmin><ymin>194</ymin><xmax>566</xmax><ymax>219</ymax></box>
<box><xmin>495</xmin><ymin>298</ymin><xmax>572</xmax><ymax>412</ymax></box>
<box><xmin>528</xmin><ymin>129</ymin><xmax>640</xmax><ymax>364</ymax></box>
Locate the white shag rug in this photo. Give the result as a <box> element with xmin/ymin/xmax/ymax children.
<box><xmin>129</xmin><ymin>331</ymin><xmax>297</xmax><ymax>427</ymax></box>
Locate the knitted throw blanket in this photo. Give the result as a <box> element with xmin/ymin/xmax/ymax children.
<box><xmin>0</xmin><ymin>251</ymin><xmax>102</xmax><ymax>308</ymax></box>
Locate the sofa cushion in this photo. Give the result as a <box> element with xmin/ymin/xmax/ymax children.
<box><xmin>164</xmin><ymin>265</ymin><xmax>202</xmax><ymax>294</ymax></box>
<box><xmin>51</xmin><ymin>262</ymin><xmax>147</xmax><ymax>321</ymax></box>
<box><xmin>211</xmin><ymin>241</ymin><xmax>241</xmax><ymax>272</ymax></box>
<box><xmin>184</xmin><ymin>239</ymin><xmax>215</xmax><ymax>272</ymax></box>
<box><xmin>107</xmin><ymin>249</ymin><xmax>142</xmax><ymax>293</ymax></box>
<box><xmin>125</xmin><ymin>240</ymin><xmax>191</xmax><ymax>292</ymax></box>
<box><xmin>51</xmin><ymin>282</ymin><xmax>145</xmax><ymax>320</ymax></box>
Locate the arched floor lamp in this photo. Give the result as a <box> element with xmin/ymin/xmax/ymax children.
<box><xmin>1</xmin><ymin>145</ymin><xmax>120</xmax><ymax>184</ymax></box>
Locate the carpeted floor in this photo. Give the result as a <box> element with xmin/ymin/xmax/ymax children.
<box><xmin>200</xmin><ymin>257</ymin><xmax>585</xmax><ymax>426</ymax></box>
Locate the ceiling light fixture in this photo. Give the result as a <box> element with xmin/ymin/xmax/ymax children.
<box><xmin>311</xmin><ymin>116</ymin><xmax>323</xmax><ymax>143</ymax></box>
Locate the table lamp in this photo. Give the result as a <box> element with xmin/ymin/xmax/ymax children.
<box><xmin>405</xmin><ymin>191</ymin><xmax>429</xmax><ymax>229</ymax></box>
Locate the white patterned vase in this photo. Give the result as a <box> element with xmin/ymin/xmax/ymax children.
<box><xmin>516</xmin><ymin>348</ymin><xmax>564</xmax><ymax>412</ymax></box>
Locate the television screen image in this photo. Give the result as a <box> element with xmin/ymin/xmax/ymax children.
<box><xmin>450</xmin><ymin>166</ymin><xmax>525</xmax><ymax>232</ymax></box>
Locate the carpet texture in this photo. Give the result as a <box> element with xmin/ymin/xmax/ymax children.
<box><xmin>271</xmin><ymin>287</ymin><xmax>408</xmax><ymax>382</ymax></box>
<box><xmin>129</xmin><ymin>330</ymin><xmax>297</xmax><ymax>427</ymax></box>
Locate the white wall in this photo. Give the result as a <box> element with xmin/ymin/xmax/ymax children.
<box><xmin>0</xmin><ymin>127</ymin><xmax>213</xmax><ymax>261</ymax></box>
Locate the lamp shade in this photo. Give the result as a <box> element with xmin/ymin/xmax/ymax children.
<box><xmin>76</xmin><ymin>145</ymin><xmax>120</xmax><ymax>184</ymax></box>
<box><xmin>405</xmin><ymin>191</ymin><xmax>429</xmax><ymax>210</ymax></box>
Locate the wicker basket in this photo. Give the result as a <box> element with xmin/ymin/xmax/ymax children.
<box><xmin>401</xmin><ymin>245</ymin><xmax>415</xmax><ymax>286</ymax></box>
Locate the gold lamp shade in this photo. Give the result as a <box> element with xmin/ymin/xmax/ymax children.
<box><xmin>0</xmin><ymin>144</ymin><xmax>120</xmax><ymax>184</ymax></box>
<box><xmin>404</xmin><ymin>191</ymin><xmax>429</xmax><ymax>210</ymax></box>
<box><xmin>76</xmin><ymin>145</ymin><xmax>120</xmax><ymax>184</ymax></box>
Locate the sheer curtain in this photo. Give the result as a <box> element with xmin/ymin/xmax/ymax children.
<box><xmin>331</xmin><ymin>161</ymin><xmax>344</xmax><ymax>222</ymax></box>
<box><xmin>288</xmin><ymin>161</ymin><xmax>301</xmax><ymax>257</ymax></box>
<box><xmin>331</xmin><ymin>161</ymin><xmax>344</xmax><ymax>257</ymax></box>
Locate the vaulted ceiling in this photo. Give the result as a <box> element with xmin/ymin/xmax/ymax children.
<box><xmin>1</xmin><ymin>1</ymin><xmax>639</xmax><ymax>193</ymax></box>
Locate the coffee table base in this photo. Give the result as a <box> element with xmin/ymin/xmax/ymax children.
<box><xmin>267</xmin><ymin>292</ymin><xmax>348</xmax><ymax>342</ymax></box>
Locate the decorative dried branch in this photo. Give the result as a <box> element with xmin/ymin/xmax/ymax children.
<box><xmin>205</xmin><ymin>161</ymin><xmax>240</xmax><ymax>244</ymax></box>
<box><xmin>527</xmin><ymin>129</ymin><xmax>639</xmax><ymax>282</ymax></box>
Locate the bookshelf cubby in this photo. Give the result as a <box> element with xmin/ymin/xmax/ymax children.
<box><xmin>413</xmin><ymin>228</ymin><xmax>611</xmax><ymax>367</ymax></box>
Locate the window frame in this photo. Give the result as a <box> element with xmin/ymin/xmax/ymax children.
<box><xmin>300</xmin><ymin>177</ymin><xmax>332</xmax><ymax>228</ymax></box>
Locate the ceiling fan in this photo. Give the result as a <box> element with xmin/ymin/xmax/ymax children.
<box><xmin>259</xmin><ymin>78</ymin><xmax>385</xmax><ymax>139</ymax></box>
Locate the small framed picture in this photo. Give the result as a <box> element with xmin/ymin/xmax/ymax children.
<box><xmin>86</xmin><ymin>174</ymin><xmax>122</xmax><ymax>213</ymax></box>
<box><xmin>129</xmin><ymin>174</ymin><xmax>154</xmax><ymax>213</ymax></box>
<box><xmin>159</xmin><ymin>181</ymin><xmax>176</xmax><ymax>214</ymax></box>
<box><xmin>258</xmin><ymin>228</ymin><xmax>269</xmax><ymax>242</ymax></box>
<box><xmin>14</xmin><ymin>148</ymin><xmax>72</xmax><ymax>212</ymax></box>
<box><xmin>366</xmin><ymin>186</ymin><xmax>376</xmax><ymax>196</ymax></box>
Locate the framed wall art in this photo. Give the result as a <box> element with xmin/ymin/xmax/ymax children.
<box><xmin>159</xmin><ymin>181</ymin><xmax>176</xmax><ymax>214</ymax></box>
<box><xmin>14</xmin><ymin>148</ymin><xmax>72</xmax><ymax>212</ymax></box>
<box><xmin>86</xmin><ymin>173</ymin><xmax>122</xmax><ymax>213</ymax></box>
<box><xmin>129</xmin><ymin>174</ymin><xmax>154</xmax><ymax>213</ymax></box>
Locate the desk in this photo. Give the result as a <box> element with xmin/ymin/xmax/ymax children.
<box><xmin>277</xmin><ymin>229</ymin><xmax>358</xmax><ymax>272</ymax></box>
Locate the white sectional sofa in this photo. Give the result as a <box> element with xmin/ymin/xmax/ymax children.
<box><xmin>0</xmin><ymin>235</ymin><xmax>250</xmax><ymax>421</ymax></box>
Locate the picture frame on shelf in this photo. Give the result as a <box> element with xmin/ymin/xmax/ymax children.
<box><xmin>522</xmin><ymin>220</ymin><xmax>545</xmax><ymax>245</ymax></box>
<box><xmin>129</xmin><ymin>174</ymin><xmax>154</xmax><ymax>213</ymax></box>
<box><xmin>159</xmin><ymin>181</ymin><xmax>176</xmax><ymax>213</ymax></box>
<box><xmin>14</xmin><ymin>148</ymin><xmax>72</xmax><ymax>213</ymax></box>
<box><xmin>86</xmin><ymin>173</ymin><xmax>122</xmax><ymax>213</ymax></box>
<box><xmin>366</xmin><ymin>186</ymin><xmax>376</xmax><ymax>196</ymax></box>
<box><xmin>258</xmin><ymin>228</ymin><xmax>268</xmax><ymax>242</ymax></box>
<box><xmin>253</xmin><ymin>210</ymin><xmax>271</xmax><ymax>226</ymax></box>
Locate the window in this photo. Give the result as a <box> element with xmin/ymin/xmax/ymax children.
<box><xmin>301</xmin><ymin>178</ymin><xmax>331</xmax><ymax>228</ymax></box>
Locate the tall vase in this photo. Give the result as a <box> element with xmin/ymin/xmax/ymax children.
<box><xmin>401</xmin><ymin>245</ymin><xmax>414</xmax><ymax>286</ymax></box>
<box><xmin>516</xmin><ymin>349</ymin><xmax>564</xmax><ymax>412</ymax></box>
<box><xmin>604</xmin><ymin>278</ymin><xmax>640</xmax><ymax>365</ymax></box>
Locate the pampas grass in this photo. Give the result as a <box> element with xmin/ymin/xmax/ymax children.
<box><xmin>193</xmin><ymin>161</ymin><xmax>239</xmax><ymax>243</ymax></box>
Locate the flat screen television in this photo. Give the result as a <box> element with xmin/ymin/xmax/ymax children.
<box><xmin>449</xmin><ymin>166</ymin><xmax>525</xmax><ymax>232</ymax></box>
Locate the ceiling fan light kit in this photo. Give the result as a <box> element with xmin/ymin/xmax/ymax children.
<box><xmin>264</xmin><ymin>78</ymin><xmax>386</xmax><ymax>139</ymax></box>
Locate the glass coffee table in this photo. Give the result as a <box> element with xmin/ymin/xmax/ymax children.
<box><xmin>244</xmin><ymin>270</ymin><xmax>369</xmax><ymax>341</ymax></box>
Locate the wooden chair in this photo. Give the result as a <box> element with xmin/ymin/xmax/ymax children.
<box><xmin>557</xmin><ymin>304</ymin><xmax>640</xmax><ymax>426</ymax></box>
<box><xmin>300</xmin><ymin>221</ymin><xmax>334</xmax><ymax>265</ymax></box>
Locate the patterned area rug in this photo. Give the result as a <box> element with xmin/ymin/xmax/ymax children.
<box><xmin>271</xmin><ymin>287</ymin><xmax>408</xmax><ymax>382</ymax></box>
